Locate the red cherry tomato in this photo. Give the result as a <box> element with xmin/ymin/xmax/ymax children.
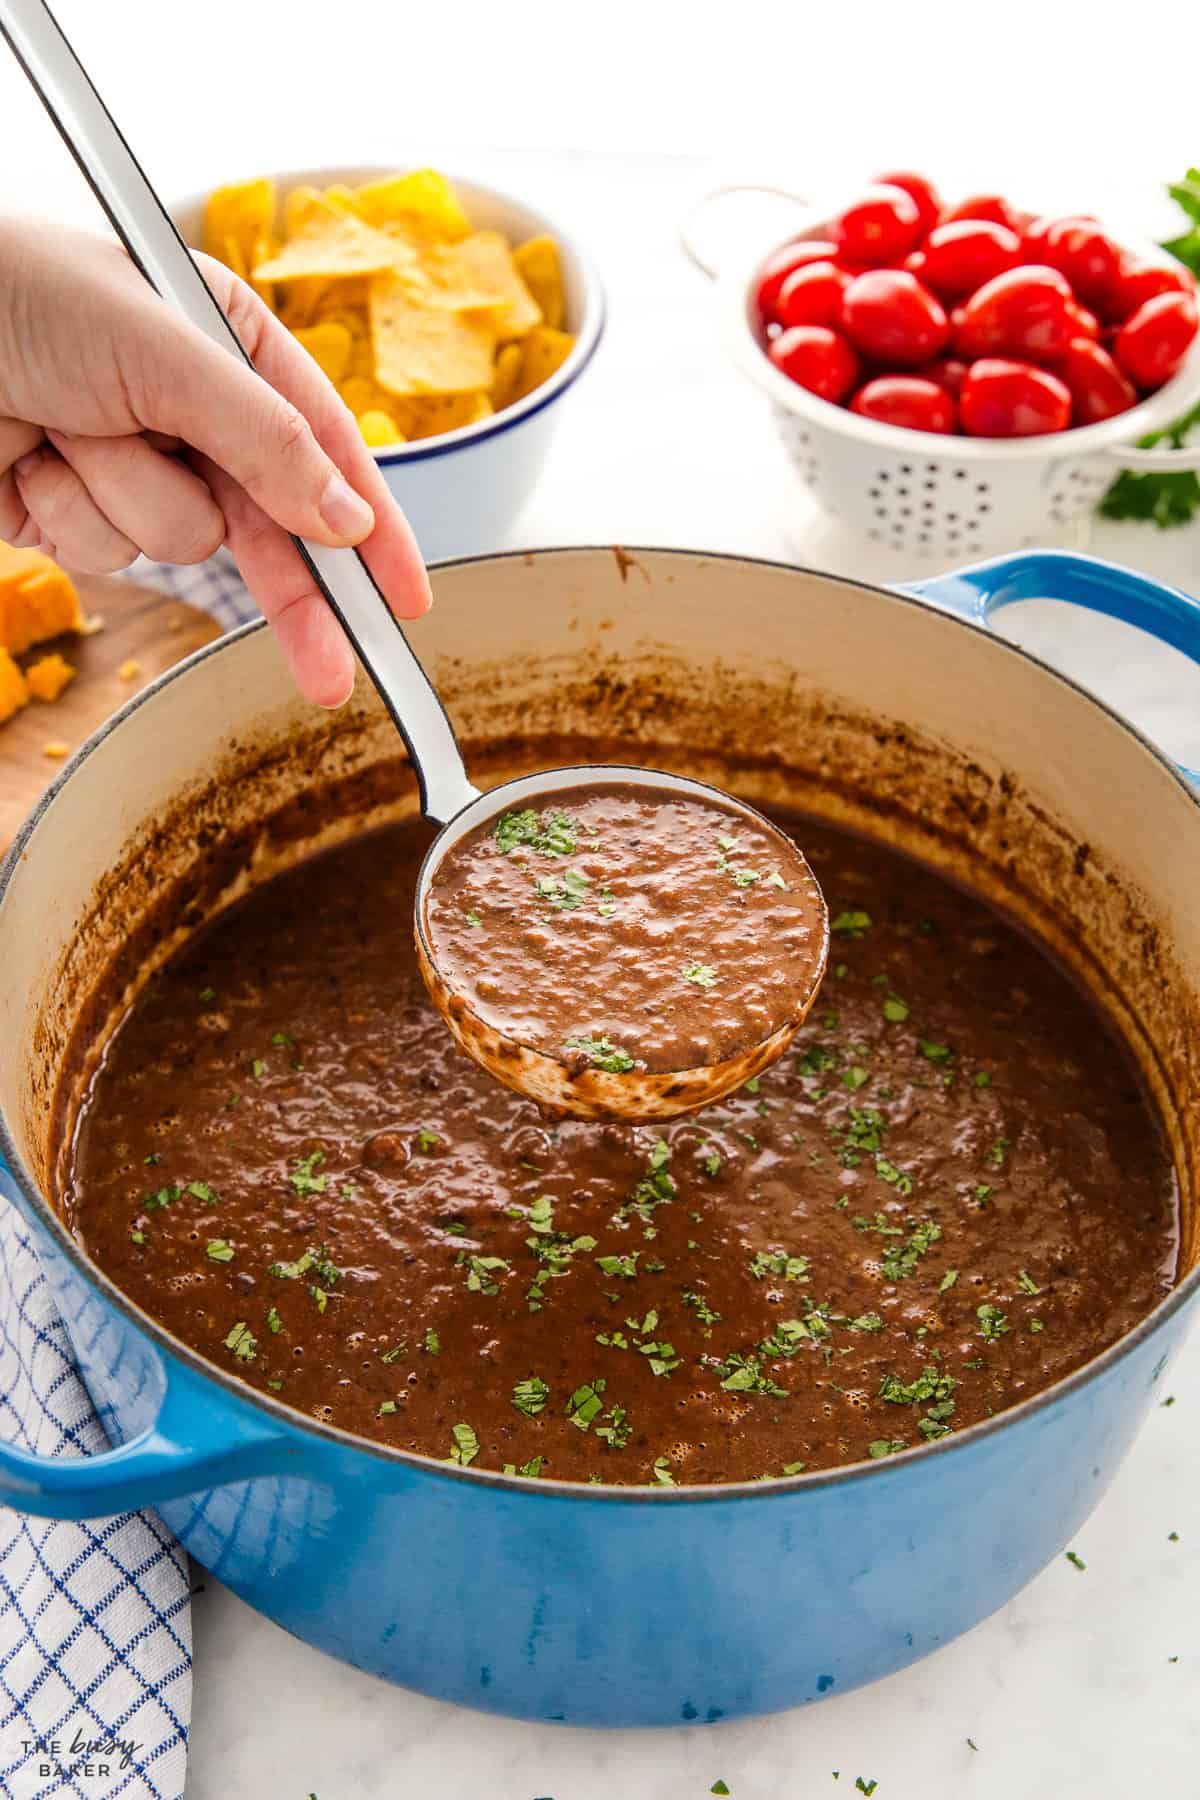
<box><xmin>913</xmin><ymin>356</ymin><xmax>969</xmax><ymax>396</ymax></box>
<box><xmin>959</xmin><ymin>359</ymin><xmax>1072</xmax><ymax>436</ymax></box>
<box><xmin>840</xmin><ymin>270</ymin><xmax>950</xmax><ymax>365</ymax></box>
<box><xmin>1057</xmin><ymin>339</ymin><xmax>1138</xmax><ymax>425</ymax></box>
<box><xmin>1114</xmin><ymin>292</ymin><xmax>1200</xmax><ymax>388</ymax></box>
<box><xmin>873</xmin><ymin>170</ymin><xmax>942</xmax><ymax>236</ymax></box>
<box><xmin>831</xmin><ymin>185</ymin><xmax>923</xmax><ymax>266</ymax></box>
<box><xmin>919</xmin><ymin>220</ymin><xmax>1023</xmax><ymax>301</ymax></box>
<box><xmin>1026</xmin><ymin>217</ymin><xmax>1123</xmax><ymax>309</ymax></box>
<box><xmin>768</xmin><ymin>325</ymin><xmax>861</xmax><ymax>402</ymax></box>
<box><xmin>955</xmin><ymin>266</ymin><xmax>1075</xmax><ymax>361</ymax></box>
<box><xmin>849</xmin><ymin>376</ymin><xmax>957</xmax><ymax>433</ymax></box>
<box><xmin>776</xmin><ymin>260</ymin><xmax>853</xmax><ymax>329</ymax></box>
<box><xmin>1065</xmin><ymin>301</ymin><xmax>1100</xmax><ymax>341</ymax></box>
<box><xmin>756</xmin><ymin>239</ymin><xmax>840</xmax><ymax>322</ymax></box>
<box><xmin>1104</xmin><ymin>261</ymin><xmax>1196</xmax><ymax>325</ymax></box>
<box><xmin>941</xmin><ymin>194</ymin><xmax>1026</xmax><ymax>234</ymax></box>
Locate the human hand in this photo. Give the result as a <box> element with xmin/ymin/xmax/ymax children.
<box><xmin>0</xmin><ymin>215</ymin><xmax>431</xmax><ymax>705</ymax></box>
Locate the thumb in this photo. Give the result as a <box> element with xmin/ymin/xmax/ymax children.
<box><xmin>132</xmin><ymin>299</ymin><xmax>376</xmax><ymax>548</ymax></box>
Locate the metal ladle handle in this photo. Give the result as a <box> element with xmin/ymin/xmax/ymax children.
<box><xmin>0</xmin><ymin>0</ymin><xmax>479</xmax><ymax>825</ymax></box>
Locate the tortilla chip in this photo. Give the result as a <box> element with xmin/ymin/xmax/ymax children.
<box><xmin>255</xmin><ymin>196</ymin><xmax>413</xmax><ymax>283</ymax></box>
<box><xmin>490</xmin><ymin>342</ymin><xmax>523</xmax><ymax>411</ymax></box>
<box><xmin>369</xmin><ymin>270</ymin><xmax>495</xmax><ymax>396</ymax></box>
<box><xmin>513</xmin><ymin>236</ymin><xmax>565</xmax><ymax>331</ymax></box>
<box><xmin>357</xmin><ymin>409</ymin><xmax>406</xmax><ymax>447</ymax></box>
<box><xmin>393</xmin><ymin>392</ymin><xmax>492</xmax><ymax>439</ymax></box>
<box><xmin>322</xmin><ymin>184</ymin><xmax>364</xmax><ymax>218</ymax></box>
<box><xmin>295</xmin><ymin>322</ymin><xmax>354</xmax><ymax>384</ymax></box>
<box><xmin>338</xmin><ymin>375</ymin><xmax>395</xmax><ymax>416</ymax></box>
<box><xmin>512</xmin><ymin>326</ymin><xmax>576</xmax><ymax>401</ymax></box>
<box><xmin>355</xmin><ymin>169</ymin><xmax>472</xmax><ymax>243</ymax></box>
<box><xmin>204</xmin><ymin>177</ymin><xmax>275</xmax><ymax>266</ymax></box>
<box><xmin>248</xmin><ymin>233</ymin><xmax>278</xmax><ymax>308</ymax></box>
<box><xmin>405</xmin><ymin>232</ymin><xmax>541</xmax><ymax>338</ymax></box>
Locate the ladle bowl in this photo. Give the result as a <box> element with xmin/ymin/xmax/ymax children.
<box><xmin>414</xmin><ymin>763</ymin><xmax>830</xmax><ymax>1120</ymax></box>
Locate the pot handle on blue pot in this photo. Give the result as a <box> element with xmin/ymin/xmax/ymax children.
<box><xmin>899</xmin><ymin>549</ymin><xmax>1200</xmax><ymax>790</ymax></box>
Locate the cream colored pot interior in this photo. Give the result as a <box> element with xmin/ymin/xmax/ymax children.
<box><xmin>1</xmin><ymin>548</ymin><xmax>1197</xmax><ymax>1275</ymax></box>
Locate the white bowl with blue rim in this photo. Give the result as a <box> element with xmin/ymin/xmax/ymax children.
<box><xmin>172</xmin><ymin>165</ymin><xmax>606</xmax><ymax>563</ymax></box>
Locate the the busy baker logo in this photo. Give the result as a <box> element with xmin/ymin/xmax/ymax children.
<box><xmin>16</xmin><ymin>1726</ymin><xmax>143</xmax><ymax>1779</ymax></box>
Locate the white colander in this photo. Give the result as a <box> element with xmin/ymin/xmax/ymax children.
<box><xmin>685</xmin><ymin>184</ymin><xmax>1200</xmax><ymax>557</ymax></box>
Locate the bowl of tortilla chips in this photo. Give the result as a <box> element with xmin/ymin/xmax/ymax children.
<box><xmin>173</xmin><ymin>166</ymin><xmax>605</xmax><ymax>561</ymax></box>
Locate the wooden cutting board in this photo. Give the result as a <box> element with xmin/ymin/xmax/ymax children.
<box><xmin>0</xmin><ymin>571</ymin><xmax>222</xmax><ymax>849</ymax></box>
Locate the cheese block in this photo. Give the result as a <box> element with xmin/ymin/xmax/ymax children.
<box><xmin>0</xmin><ymin>543</ymin><xmax>85</xmax><ymax>654</ymax></box>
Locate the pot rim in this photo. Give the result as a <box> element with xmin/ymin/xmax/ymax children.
<box><xmin>2</xmin><ymin>543</ymin><xmax>1196</xmax><ymax>1504</ymax></box>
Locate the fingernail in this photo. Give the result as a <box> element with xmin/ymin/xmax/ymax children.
<box><xmin>319</xmin><ymin>474</ymin><xmax>374</xmax><ymax>541</ymax></box>
<box><xmin>316</xmin><ymin>672</ymin><xmax>356</xmax><ymax>710</ymax></box>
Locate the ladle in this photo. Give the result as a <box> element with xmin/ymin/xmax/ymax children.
<box><xmin>2</xmin><ymin>0</ymin><xmax>829</xmax><ymax>1120</ymax></box>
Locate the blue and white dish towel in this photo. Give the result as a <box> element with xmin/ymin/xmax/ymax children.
<box><xmin>0</xmin><ymin>555</ymin><xmax>256</xmax><ymax>1800</ymax></box>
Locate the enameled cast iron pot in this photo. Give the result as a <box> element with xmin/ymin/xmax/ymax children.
<box><xmin>1</xmin><ymin>546</ymin><xmax>1199</xmax><ymax>1727</ymax></box>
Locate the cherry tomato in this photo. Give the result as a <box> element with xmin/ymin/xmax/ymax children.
<box><xmin>768</xmin><ymin>325</ymin><xmax>861</xmax><ymax>402</ymax></box>
<box><xmin>1027</xmin><ymin>217</ymin><xmax>1122</xmax><ymax>309</ymax></box>
<box><xmin>1065</xmin><ymin>301</ymin><xmax>1100</xmax><ymax>341</ymax></box>
<box><xmin>840</xmin><ymin>270</ymin><xmax>950</xmax><ymax>365</ymax></box>
<box><xmin>756</xmin><ymin>239</ymin><xmax>840</xmax><ymax>322</ymax></box>
<box><xmin>831</xmin><ymin>185</ymin><xmax>923</xmax><ymax>266</ymax></box>
<box><xmin>919</xmin><ymin>220</ymin><xmax>1023</xmax><ymax>301</ymax></box>
<box><xmin>849</xmin><ymin>376</ymin><xmax>957</xmax><ymax>433</ymax></box>
<box><xmin>959</xmin><ymin>359</ymin><xmax>1072</xmax><ymax>436</ymax></box>
<box><xmin>1114</xmin><ymin>291</ymin><xmax>1199</xmax><ymax>388</ymax></box>
<box><xmin>955</xmin><ymin>266</ymin><xmax>1075</xmax><ymax>361</ymax></box>
<box><xmin>1057</xmin><ymin>339</ymin><xmax>1137</xmax><ymax>425</ymax></box>
<box><xmin>1103</xmin><ymin>261</ymin><xmax>1196</xmax><ymax>325</ymax></box>
<box><xmin>873</xmin><ymin>170</ymin><xmax>942</xmax><ymax>236</ymax></box>
<box><xmin>776</xmin><ymin>260</ymin><xmax>853</xmax><ymax>329</ymax></box>
<box><xmin>913</xmin><ymin>356</ymin><xmax>969</xmax><ymax>395</ymax></box>
<box><xmin>940</xmin><ymin>194</ymin><xmax>1026</xmax><ymax>234</ymax></box>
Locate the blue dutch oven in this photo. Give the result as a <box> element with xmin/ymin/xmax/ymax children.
<box><xmin>0</xmin><ymin>545</ymin><xmax>1197</xmax><ymax>1726</ymax></box>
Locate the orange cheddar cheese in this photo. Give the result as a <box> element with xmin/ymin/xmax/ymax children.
<box><xmin>0</xmin><ymin>647</ymin><xmax>28</xmax><ymax>722</ymax></box>
<box><xmin>25</xmin><ymin>651</ymin><xmax>75</xmax><ymax>701</ymax></box>
<box><xmin>0</xmin><ymin>543</ymin><xmax>84</xmax><ymax>654</ymax></box>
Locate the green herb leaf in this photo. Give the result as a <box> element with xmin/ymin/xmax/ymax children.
<box><xmin>883</xmin><ymin>993</ymin><xmax>909</xmax><ymax>1023</ymax></box>
<box><xmin>918</xmin><ymin>1039</ymin><xmax>952</xmax><ymax>1063</ymax></box>
<box><xmin>223</xmin><ymin>1322</ymin><xmax>256</xmax><ymax>1362</ymax></box>
<box><xmin>977</xmin><ymin>1302</ymin><xmax>1011</xmax><ymax>1341</ymax></box>
<box><xmin>205</xmin><ymin>1239</ymin><xmax>235</xmax><ymax>1264</ymax></box>
<box><xmin>198</xmin><ymin>986</ymin><xmax>216</xmax><ymax>1003</ymax></box>
<box><xmin>867</xmin><ymin>1438</ymin><xmax>906</xmax><ymax>1459</ymax></box>
<box><xmin>683</xmin><ymin>962</ymin><xmax>718</xmax><ymax>988</ymax></box>
<box><xmin>1017</xmin><ymin>1269</ymin><xmax>1042</xmax><ymax>1296</ymax></box>
<box><xmin>831</xmin><ymin>910</ymin><xmax>872</xmax><ymax>938</ymax></box>
<box><xmin>378</xmin><ymin>1399</ymin><xmax>398</xmax><ymax>1416</ymax></box>
<box><xmin>512</xmin><ymin>1375</ymin><xmax>550</xmax><ymax>1416</ymax></box>
<box><xmin>566</xmin><ymin>1379</ymin><xmax>607</xmax><ymax>1430</ymax></box>
<box><xmin>596</xmin><ymin>1251</ymin><xmax>640</xmax><ymax>1279</ymax></box>
<box><xmin>416</xmin><ymin>1128</ymin><xmax>440</xmax><ymax>1154</ymax></box>
<box><xmin>651</xmin><ymin>1455</ymin><xmax>675</xmax><ymax>1484</ymax></box>
<box><xmin>563</xmin><ymin>1033</ymin><xmax>635</xmax><ymax>1074</ymax></box>
<box><xmin>424</xmin><ymin>1327</ymin><xmax>441</xmax><ymax>1355</ymax></box>
<box><xmin>449</xmin><ymin>1422</ymin><xmax>479</xmax><ymax>1466</ymax></box>
<box><xmin>1065</xmin><ymin>1550</ymin><xmax>1086</xmax><ymax>1572</ymax></box>
<box><xmin>465</xmin><ymin>911</ymin><xmax>482</xmax><ymax>928</ymax></box>
<box><xmin>288</xmin><ymin>1150</ymin><xmax>326</xmax><ymax>1194</ymax></box>
<box><xmin>595</xmin><ymin>1402</ymin><xmax>631</xmax><ymax>1448</ymax></box>
<box><xmin>266</xmin><ymin>1306</ymin><xmax>282</xmax><ymax>1334</ymax></box>
<box><xmin>495</xmin><ymin>807</ymin><xmax>578</xmax><ymax>855</ymax></box>
<box><xmin>465</xmin><ymin>1254</ymin><xmax>510</xmax><ymax>1295</ymax></box>
<box><xmin>938</xmin><ymin>1269</ymin><xmax>959</xmax><ymax>1293</ymax></box>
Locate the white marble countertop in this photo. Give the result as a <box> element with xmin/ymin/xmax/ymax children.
<box><xmin>1</xmin><ymin>14</ymin><xmax>1198</xmax><ymax>1793</ymax></box>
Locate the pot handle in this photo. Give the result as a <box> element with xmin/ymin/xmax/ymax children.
<box><xmin>899</xmin><ymin>548</ymin><xmax>1200</xmax><ymax>790</ymax></box>
<box><xmin>0</xmin><ymin>1195</ymin><xmax>302</xmax><ymax>1518</ymax></box>
<box><xmin>680</xmin><ymin>183</ymin><xmax>810</xmax><ymax>280</ymax></box>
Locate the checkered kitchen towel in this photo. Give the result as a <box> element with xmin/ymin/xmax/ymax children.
<box><xmin>0</xmin><ymin>556</ymin><xmax>254</xmax><ymax>1800</ymax></box>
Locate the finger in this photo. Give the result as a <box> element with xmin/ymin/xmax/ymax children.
<box><xmin>46</xmin><ymin>429</ymin><xmax>225</xmax><ymax>565</ymax></box>
<box><xmin>199</xmin><ymin>455</ymin><xmax>356</xmax><ymax>708</ymax></box>
<box><xmin>0</xmin><ymin>417</ymin><xmax>46</xmax><ymax>541</ymax></box>
<box><xmin>210</xmin><ymin>268</ymin><xmax>431</xmax><ymax>624</ymax></box>
<box><xmin>12</xmin><ymin>444</ymin><xmax>138</xmax><ymax>573</ymax></box>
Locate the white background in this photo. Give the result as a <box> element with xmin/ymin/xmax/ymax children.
<box><xmin>1</xmin><ymin>3</ymin><xmax>1199</xmax><ymax>1796</ymax></box>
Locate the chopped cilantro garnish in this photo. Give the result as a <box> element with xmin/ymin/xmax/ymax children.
<box><xmin>416</xmin><ymin>1129</ymin><xmax>440</xmax><ymax>1154</ymax></box>
<box><xmin>566</xmin><ymin>1379</ymin><xmax>607</xmax><ymax>1430</ymax></box>
<box><xmin>855</xmin><ymin>1781</ymin><xmax>877</xmax><ymax>1797</ymax></box>
<box><xmin>495</xmin><ymin>807</ymin><xmax>577</xmax><ymax>855</ymax></box>
<box><xmin>223</xmin><ymin>1322</ymin><xmax>256</xmax><ymax>1362</ymax></box>
<box><xmin>717</xmin><ymin>1352</ymin><xmax>787</xmax><ymax>1397</ymax></box>
<box><xmin>266</xmin><ymin>1306</ymin><xmax>282</xmax><ymax>1334</ymax></box>
<box><xmin>683</xmin><ymin>1289</ymin><xmax>722</xmax><ymax>1326</ymax></box>
<box><xmin>449</xmin><ymin>1422</ymin><xmax>479</xmax><ymax>1467</ymax></box>
<box><xmin>129</xmin><ymin>1228</ymin><xmax>145</xmax><ymax>1245</ymax></box>
<box><xmin>711</xmin><ymin>1784</ymin><xmax>731</xmax><ymax>1796</ymax></box>
<box><xmin>977</xmin><ymin>1302</ymin><xmax>1010</xmax><ymax>1341</ymax></box>
<box><xmin>867</xmin><ymin>1438</ymin><xmax>906</xmax><ymax>1458</ymax></box>
<box><xmin>144</xmin><ymin>1152</ymin><xmax>161</xmax><ymax>1166</ymax></box>
<box><xmin>843</xmin><ymin>1065</ymin><xmax>870</xmax><ymax>1091</ymax></box>
<box><xmin>749</xmin><ymin>1249</ymin><xmax>809</xmax><ymax>1283</ymax></box>
<box><xmin>651</xmin><ymin>1456</ymin><xmax>676</xmax><ymax>1485</ymax></box>
<box><xmin>142</xmin><ymin>1184</ymin><xmax>182</xmax><ymax>1210</ymax></box>
<box><xmin>288</xmin><ymin>1151</ymin><xmax>326</xmax><ymax>1194</ymax></box>
<box><xmin>974</xmin><ymin>1184</ymin><xmax>994</xmax><ymax>1203</ymax></box>
<box><xmin>743</xmin><ymin>1076</ymin><xmax>761</xmax><ymax>1094</ymax></box>
<box><xmin>703</xmin><ymin>1150</ymin><xmax>722</xmax><ymax>1177</ymax></box>
<box><xmin>848</xmin><ymin>1312</ymin><xmax>883</xmax><ymax>1333</ymax></box>
<box><xmin>563</xmin><ymin>1034</ymin><xmax>635</xmax><ymax>1073</ymax></box>
<box><xmin>989</xmin><ymin>1136</ymin><xmax>1011</xmax><ymax>1167</ymax></box>
<box><xmin>874</xmin><ymin>1156</ymin><xmax>914</xmax><ymax>1197</ymax></box>
<box><xmin>271</xmin><ymin>1031</ymin><xmax>294</xmax><ymax>1047</ymax></box>
<box><xmin>879</xmin><ymin>1364</ymin><xmax>956</xmax><ymax>1409</ymax></box>
<box><xmin>198</xmin><ymin>986</ymin><xmax>216</xmax><ymax>1003</ymax></box>
<box><xmin>424</xmin><ymin>1328</ymin><xmax>440</xmax><ymax>1355</ymax></box>
<box><xmin>1065</xmin><ymin>1550</ymin><xmax>1086</xmax><ymax>1571</ymax></box>
<box><xmin>465</xmin><ymin>1254</ymin><xmax>510</xmax><ymax>1295</ymax></box>
<box><xmin>938</xmin><ymin>1269</ymin><xmax>959</xmax><ymax>1293</ymax></box>
<box><xmin>918</xmin><ymin>1039</ymin><xmax>952</xmax><ymax>1063</ymax></box>
<box><xmin>503</xmin><ymin>1456</ymin><xmax>545</xmax><ymax>1478</ymax></box>
<box><xmin>596</xmin><ymin>1402</ymin><xmax>631</xmax><ymax>1448</ymax></box>
<box><xmin>1029</xmin><ymin>1317</ymin><xmax>1045</xmax><ymax>1333</ymax></box>
<box><xmin>512</xmin><ymin>1375</ymin><xmax>550</xmax><ymax>1416</ymax></box>
<box><xmin>205</xmin><ymin>1239</ymin><xmax>234</xmax><ymax>1263</ymax></box>
<box><xmin>683</xmin><ymin>962</ymin><xmax>718</xmax><ymax>988</ymax></box>
<box><xmin>781</xmin><ymin>1461</ymin><xmax>806</xmax><ymax>1476</ymax></box>
<box><xmin>831</xmin><ymin>911</ymin><xmax>872</xmax><ymax>937</ymax></box>
<box><xmin>883</xmin><ymin>993</ymin><xmax>909</xmax><ymax>1023</ymax></box>
<box><xmin>974</xmin><ymin>1070</ymin><xmax>992</xmax><ymax>1087</ymax></box>
<box><xmin>378</xmin><ymin>1400</ymin><xmax>398</xmax><ymax>1416</ymax></box>
<box><xmin>381</xmin><ymin>1342</ymin><xmax>405</xmax><ymax>1364</ymax></box>
<box><xmin>1017</xmin><ymin>1270</ymin><xmax>1042</xmax><ymax>1296</ymax></box>
<box><xmin>596</xmin><ymin>1251</ymin><xmax>639</xmax><ymax>1279</ymax></box>
<box><xmin>465</xmin><ymin>911</ymin><xmax>482</xmax><ymax>928</ymax></box>
<box><xmin>535</xmin><ymin>867</ymin><xmax>591</xmax><ymax>910</ymax></box>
